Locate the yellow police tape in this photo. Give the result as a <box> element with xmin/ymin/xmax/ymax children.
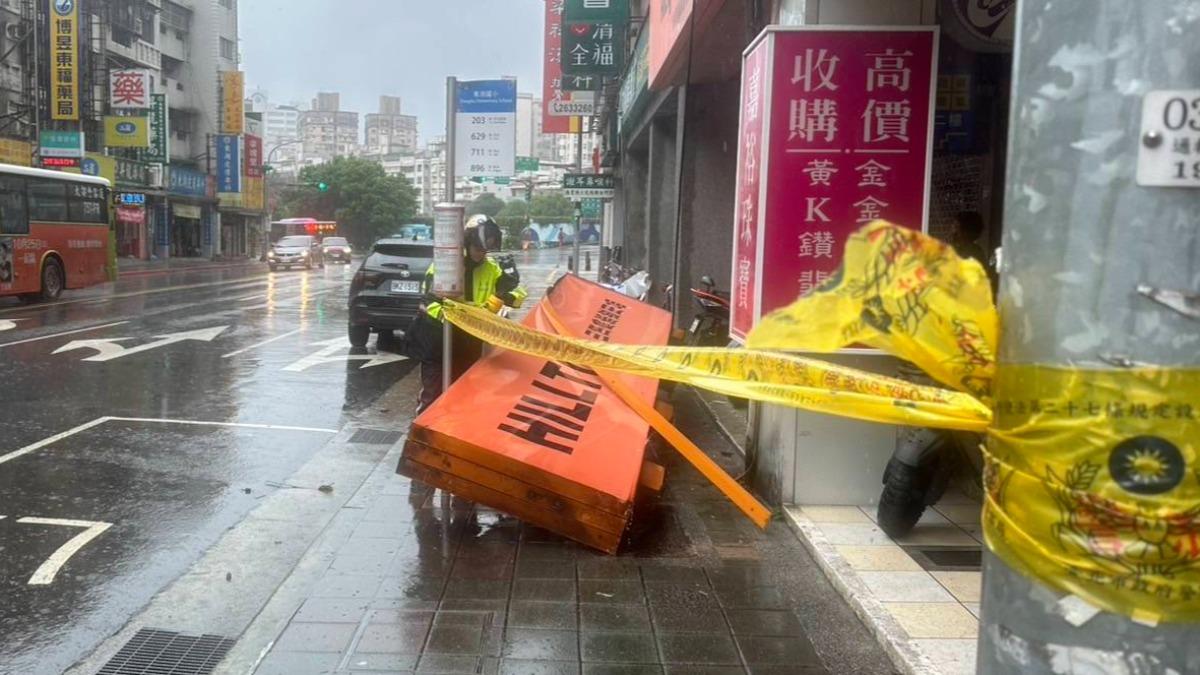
<box><xmin>986</xmin><ymin>366</ymin><xmax>1200</xmax><ymax>624</ymax></box>
<box><xmin>442</xmin><ymin>220</ymin><xmax>1197</xmax><ymax>622</ymax></box>
<box><xmin>747</xmin><ymin>220</ymin><xmax>998</xmax><ymax>400</ymax></box>
<box><xmin>441</xmin><ymin>299</ymin><xmax>991</xmax><ymax>431</ymax></box>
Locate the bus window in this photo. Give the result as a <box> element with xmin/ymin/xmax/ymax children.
<box><xmin>69</xmin><ymin>197</ymin><xmax>107</xmax><ymax>223</ymax></box>
<box><xmin>0</xmin><ymin>175</ymin><xmax>27</xmax><ymax>235</ymax></box>
<box><xmin>29</xmin><ymin>179</ymin><xmax>68</xmax><ymax>222</ymax></box>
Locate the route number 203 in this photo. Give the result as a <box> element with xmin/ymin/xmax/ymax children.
<box><xmin>1137</xmin><ymin>90</ymin><xmax>1200</xmax><ymax>188</ymax></box>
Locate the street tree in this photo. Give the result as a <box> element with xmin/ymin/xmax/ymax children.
<box><xmin>278</xmin><ymin>157</ymin><xmax>418</xmax><ymax>247</ymax></box>
<box><xmin>529</xmin><ymin>193</ymin><xmax>575</xmax><ymax>222</ymax></box>
<box><xmin>467</xmin><ymin>193</ymin><xmax>505</xmax><ymax>219</ymax></box>
<box><xmin>495</xmin><ymin>199</ymin><xmax>530</xmax><ymax>249</ymax></box>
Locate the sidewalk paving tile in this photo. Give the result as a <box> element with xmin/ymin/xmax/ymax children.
<box><xmin>514</xmin><ymin>578</ymin><xmax>577</xmax><ymax>603</ymax></box>
<box><xmin>500</xmin><ymin>659</ymin><xmax>581</xmax><ymax>675</ymax></box>
<box><xmin>502</xmin><ymin>628</ymin><xmax>580</xmax><ymax>661</ymax></box>
<box><xmin>255</xmin><ymin>650</ymin><xmax>344</xmax><ymax>675</ymax></box>
<box><xmin>273</xmin><ymin>621</ymin><xmax>359</xmax><ymax>653</ymax></box>
<box><xmin>580</xmin><ymin>632</ymin><xmax>659</xmax><ymax>664</ymax></box>
<box><xmin>345</xmin><ymin>652</ymin><xmax>421</xmax><ymax>671</ymax></box>
<box><xmin>656</xmin><ymin>633</ymin><xmax>740</xmax><ymax>665</ymax></box>
<box><xmin>356</xmin><ymin>622</ymin><xmax>430</xmax><ymax>654</ymax></box>
<box><xmin>509</xmin><ymin>601</ymin><xmax>578</xmax><ymax>630</ymax></box>
<box><xmin>294</xmin><ymin>597</ymin><xmax>373</xmax><ymax>624</ymax></box>
<box><xmin>581</xmin><ymin>665</ymin><xmax>663</xmax><ymax>675</ymax></box>
<box><xmin>725</xmin><ymin>609</ymin><xmax>804</xmax><ymax>637</ymax></box>
<box><xmin>578</xmin><ymin>579</ymin><xmax>644</xmax><ymax>605</ymax></box>
<box><xmin>415</xmin><ymin>654</ymin><xmax>500</xmax><ymax>673</ymax></box>
<box><xmin>579</xmin><ymin>604</ymin><xmax>651</xmax><ymax>633</ymax></box>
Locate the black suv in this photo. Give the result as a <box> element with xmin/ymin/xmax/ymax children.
<box><xmin>347</xmin><ymin>237</ymin><xmax>433</xmax><ymax>347</ymax></box>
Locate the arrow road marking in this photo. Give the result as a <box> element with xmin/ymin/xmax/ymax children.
<box><xmin>52</xmin><ymin>325</ymin><xmax>228</xmax><ymax>362</ymax></box>
<box><xmin>18</xmin><ymin>517</ymin><xmax>113</xmax><ymax>585</ymax></box>
<box><xmin>282</xmin><ymin>336</ymin><xmax>407</xmax><ymax>372</ymax></box>
<box><xmin>0</xmin><ymin>319</ymin><xmax>24</xmax><ymax>332</ymax></box>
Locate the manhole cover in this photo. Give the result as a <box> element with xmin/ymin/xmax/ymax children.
<box><xmin>901</xmin><ymin>546</ymin><xmax>983</xmax><ymax>572</ymax></box>
<box><xmin>98</xmin><ymin>628</ymin><xmax>235</xmax><ymax>675</ymax></box>
<box><xmin>349</xmin><ymin>428</ymin><xmax>404</xmax><ymax>445</ymax></box>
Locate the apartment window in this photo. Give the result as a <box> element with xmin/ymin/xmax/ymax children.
<box><xmin>220</xmin><ymin>37</ymin><xmax>236</xmax><ymax>60</ymax></box>
<box><xmin>219</xmin><ymin>0</ymin><xmax>233</xmax><ymax>7</ymax></box>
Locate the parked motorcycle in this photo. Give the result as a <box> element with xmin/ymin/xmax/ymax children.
<box><xmin>684</xmin><ymin>275</ymin><xmax>730</xmax><ymax>347</ymax></box>
<box><xmin>877</xmin><ymin>365</ymin><xmax>984</xmax><ymax>537</ymax></box>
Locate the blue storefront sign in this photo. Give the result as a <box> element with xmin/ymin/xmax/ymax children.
<box><xmin>155</xmin><ymin>201</ymin><xmax>169</xmax><ymax>247</ymax></box>
<box><xmin>169</xmin><ymin>165</ymin><xmax>208</xmax><ymax>197</ymax></box>
<box><xmin>216</xmin><ymin>134</ymin><xmax>241</xmax><ymax>193</ymax></box>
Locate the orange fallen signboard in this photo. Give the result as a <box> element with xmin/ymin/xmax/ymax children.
<box><xmin>399</xmin><ymin>275</ymin><xmax>672</xmax><ymax>553</ymax></box>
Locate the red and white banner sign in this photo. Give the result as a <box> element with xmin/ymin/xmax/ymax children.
<box><xmin>116</xmin><ymin>206</ymin><xmax>145</xmax><ymax>225</ymax></box>
<box><xmin>542</xmin><ymin>0</ymin><xmax>571</xmax><ymax>133</ymax></box>
<box><xmin>730</xmin><ymin>27</ymin><xmax>938</xmax><ymax>342</ymax></box>
<box><xmin>110</xmin><ymin>69</ymin><xmax>151</xmax><ymax>110</ymax></box>
<box><xmin>244</xmin><ymin>134</ymin><xmax>263</xmax><ymax>177</ymax></box>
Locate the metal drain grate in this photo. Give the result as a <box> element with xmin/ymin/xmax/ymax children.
<box><xmin>349</xmin><ymin>428</ymin><xmax>404</xmax><ymax>445</ymax></box>
<box><xmin>98</xmin><ymin>628</ymin><xmax>235</xmax><ymax>675</ymax></box>
<box><xmin>902</xmin><ymin>546</ymin><xmax>983</xmax><ymax>572</ymax></box>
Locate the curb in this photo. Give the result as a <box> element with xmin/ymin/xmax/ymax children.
<box><xmin>781</xmin><ymin>506</ymin><xmax>941</xmax><ymax>675</ymax></box>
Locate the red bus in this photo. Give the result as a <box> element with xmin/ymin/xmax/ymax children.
<box><xmin>0</xmin><ymin>164</ymin><xmax>112</xmax><ymax>302</ymax></box>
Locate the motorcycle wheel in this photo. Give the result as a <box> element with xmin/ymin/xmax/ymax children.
<box><xmin>877</xmin><ymin>457</ymin><xmax>939</xmax><ymax>538</ymax></box>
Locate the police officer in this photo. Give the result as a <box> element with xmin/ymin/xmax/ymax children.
<box><xmin>409</xmin><ymin>215</ymin><xmax>526</xmax><ymax>413</ymax></box>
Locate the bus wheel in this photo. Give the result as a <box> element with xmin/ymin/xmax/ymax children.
<box><xmin>39</xmin><ymin>258</ymin><xmax>64</xmax><ymax>301</ymax></box>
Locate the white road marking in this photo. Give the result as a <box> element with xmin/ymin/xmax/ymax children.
<box><xmin>282</xmin><ymin>336</ymin><xmax>407</xmax><ymax>372</ymax></box>
<box><xmin>0</xmin><ymin>416</ymin><xmax>338</xmax><ymax>467</ymax></box>
<box><xmin>0</xmin><ymin>318</ymin><xmax>25</xmax><ymax>331</ymax></box>
<box><xmin>105</xmin><ymin>416</ymin><xmax>339</xmax><ymax>434</ymax></box>
<box><xmin>53</xmin><ymin>325</ymin><xmax>228</xmax><ymax>362</ymax></box>
<box><xmin>0</xmin><ymin>321</ymin><xmax>130</xmax><ymax>350</ymax></box>
<box><xmin>0</xmin><ymin>417</ymin><xmax>111</xmax><ymax>466</ymax></box>
<box><xmin>233</xmin><ymin>293</ymin><xmax>268</xmax><ymax>302</ymax></box>
<box><xmin>0</xmin><ymin>277</ymin><xmax>270</xmax><ymax>316</ymax></box>
<box><xmin>220</xmin><ymin>328</ymin><xmax>303</xmax><ymax>358</ymax></box>
<box><xmin>18</xmin><ymin>517</ymin><xmax>113</xmax><ymax>585</ymax></box>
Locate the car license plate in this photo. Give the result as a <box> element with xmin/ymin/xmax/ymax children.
<box><xmin>390</xmin><ymin>280</ymin><xmax>421</xmax><ymax>293</ymax></box>
<box><xmin>689</xmin><ymin>317</ymin><xmax>701</xmax><ymax>333</ymax></box>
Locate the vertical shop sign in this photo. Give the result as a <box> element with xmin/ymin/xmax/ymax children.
<box><xmin>731</xmin><ymin>27</ymin><xmax>938</xmax><ymax>341</ymax></box>
<box><xmin>244</xmin><ymin>134</ymin><xmax>263</xmax><ymax>177</ymax></box>
<box><xmin>221</xmin><ymin>71</ymin><xmax>245</xmax><ymax>134</ymax></box>
<box><xmin>49</xmin><ymin>0</ymin><xmax>79</xmax><ymax>121</ymax></box>
<box><xmin>542</xmin><ymin>0</ymin><xmax>572</xmax><ymax>133</ymax></box>
<box><xmin>109</xmin><ymin>69</ymin><xmax>151</xmax><ymax>109</ymax></box>
<box><xmin>216</xmin><ymin>135</ymin><xmax>241</xmax><ymax>193</ymax></box>
<box><xmin>561</xmin><ymin>20</ymin><xmax>625</xmax><ymax>78</ymax></box>
<box><xmin>146</xmin><ymin>94</ymin><xmax>169</xmax><ymax>163</ymax></box>
<box><xmin>455</xmin><ymin>80</ymin><xmax>517</xmax><ymax>178</ymax></box>
<box><xmin>729</xmin><ymin>39</ymin><xmax>769</xmax><ymax>341</ymax></box>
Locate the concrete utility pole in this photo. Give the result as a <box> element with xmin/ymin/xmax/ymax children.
<box><xmin>979</xmin><ymin>1</ymin><xmax>1200</xmax><ymax>672</ymax></box>
<box><xmin>572</xmin><ymin>115</ymin><xmax>584</xmax><ymax>275</ymax></box>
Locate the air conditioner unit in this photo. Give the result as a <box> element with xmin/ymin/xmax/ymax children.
<box><xmin>147</xmin><ymin>164</ymin><xmax>164</xmax><ymax>188</ymax></box>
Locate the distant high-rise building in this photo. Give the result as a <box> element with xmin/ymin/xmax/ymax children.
<box><xmin>247</xmin><ymin>89</ymin><xmax>302</xmax><ymax>171</ymax></box>
<box><xmin>300</xmin><ymin>92</ymin><xmax>359</xmax><ymax>161</ymax></box>
<box><xmin>364</xmin><ymin>96</ymin><xmax>418</xmax><ymax>155</ymax></box>
<box><xmin>313</xmin><ymin>92</ymin><xmax>341</xmax><ymax>112</ymax></box>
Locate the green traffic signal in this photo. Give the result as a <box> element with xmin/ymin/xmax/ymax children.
<box><xmin>317</xmin><ymin>182</ymin><xmax>329</xmax><ymax>192</ymax></box>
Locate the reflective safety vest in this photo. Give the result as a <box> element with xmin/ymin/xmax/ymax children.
<box><xmin>424</xmin><ymin>256</ymin><xmax>526</xmax><ymax>321</ymax></box>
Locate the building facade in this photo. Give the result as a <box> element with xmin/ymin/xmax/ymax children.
<box><xmin>364</xmin><ymin>95</ymin><xmax>418</xmax><ymax>155</ymax></box>
<box><xmin>300</xmin><ymin>92</ymin><xmax>359</xmax><ymax>162</ymax></box>
<box><xmin>0</xmin><ymin>0</ymin><xmax>264</xmax><ymax>263</ymax></box>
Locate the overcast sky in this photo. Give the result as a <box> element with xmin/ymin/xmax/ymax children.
<box><xmin>239</xmin><ymin>1</ymin><xmax>545</xmax><ymax>143</ymax></box>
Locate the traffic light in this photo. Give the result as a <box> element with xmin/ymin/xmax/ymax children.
<box><xmin>317</xmin><ymin>182</ymin><xmax>329</xmax><ymax>192</ymax></box>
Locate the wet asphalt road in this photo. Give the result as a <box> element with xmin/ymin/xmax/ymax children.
<box><xmin>0</xmin><ymin>247</ymin><xmax>586</xmax><ymax>675</ymax></box>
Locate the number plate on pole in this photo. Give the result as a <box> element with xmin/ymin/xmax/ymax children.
<box><xmin>1137</xmin><ymin>90</ymin><xmax>1200</xmax><ymax>187</ymax></box>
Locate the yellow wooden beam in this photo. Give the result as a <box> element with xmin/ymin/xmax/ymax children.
<box><xmin>541</xmin><ymin>304</ymin><xmax>771</xmax><ymax>529</ymax></box>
